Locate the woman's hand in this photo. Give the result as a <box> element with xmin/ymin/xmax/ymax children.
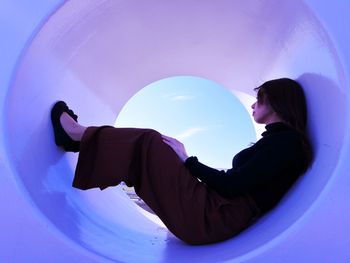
<box><xmin>162</xmin><ymin>135</ymin><xmax>189</xmax><ymax>162</ymax></box>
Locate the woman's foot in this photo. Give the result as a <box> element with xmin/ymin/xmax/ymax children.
<box><xmin>60</xmin><ymin>112</ymin><xmax>86</xmax><ymax>141</ymax></box>
<box><xmin>51</xmin><ymin>101</ymin><xmax>86</xmax><ymax>152</ymax></box>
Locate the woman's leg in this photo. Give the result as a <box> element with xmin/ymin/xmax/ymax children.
<box><xmin>59</xmin><ymin>112</ymin><xmax>86</xmax><ymax>141</ymax></box>
<box><xmin>58</xmin><ymin>110</ymin><xmax>259</xmax><ymax>244</ymax></box>
<box><xmin>72</xmin><ymin>126</ymin><xmax>259</xmax><ymax>244</ymax></box>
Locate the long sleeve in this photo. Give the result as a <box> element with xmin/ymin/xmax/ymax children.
<box><xmin>185</xmin><ymin>131</ymin><xmax>303</xmax><ymax>199</ymax></box>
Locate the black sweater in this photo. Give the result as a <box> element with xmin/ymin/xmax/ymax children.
<box><xmin>184</xmin><ymin>122</ymin><xmax>306</xmax><ymax>213</ymax></box>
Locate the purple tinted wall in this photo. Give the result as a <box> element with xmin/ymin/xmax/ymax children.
<box><xmin>1</xmin><ymin>0</ymin><xmax>350</xmax><ymax>262</ymax></box>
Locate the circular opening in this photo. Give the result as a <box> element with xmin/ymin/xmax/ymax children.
<box><xmin>116</xmin><ymin>75</ymin><xmax>256</xmax><ymax>216</ymax></box>
<box><xmin>4</xmin><ymin>0</ymin><xmax>347</xmax><ymax>261</ymax></box>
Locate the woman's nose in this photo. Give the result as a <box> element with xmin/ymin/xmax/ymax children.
<box><xmin>251</xmin><ymin>102</ymin><xmax>256</xmax><ymax>109</ymax></box>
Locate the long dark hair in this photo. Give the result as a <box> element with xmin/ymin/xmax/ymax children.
<box><xmin>255</xmin><ymin>78</ymin><xmax>313</xmax><ymax>171</ymax></box>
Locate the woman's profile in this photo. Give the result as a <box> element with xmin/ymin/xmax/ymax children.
<box><xmin>51</xmin><ymin>77</ymin><xmax>313</xmax><ymax>245</ymax></box>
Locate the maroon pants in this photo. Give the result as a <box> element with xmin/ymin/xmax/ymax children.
<box><xmin>73</xmin><ymin>127</ymin><xmax>260</xmax><ymax>245</ymax></box>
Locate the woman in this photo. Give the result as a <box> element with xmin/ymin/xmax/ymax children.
<box><xmin>51</xmin><ymin>77</ymin><xmax>313</xmax><ymax>245</ymax></box>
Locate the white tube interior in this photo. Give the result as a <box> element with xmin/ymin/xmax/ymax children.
<box><xmin>1</xmin><ymin>0</ymin><xmax>349</xmax><ymax>262</ymax></box>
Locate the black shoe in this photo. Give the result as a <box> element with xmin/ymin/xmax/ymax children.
<box><xmin>51</xmin><ymin>101</ymin><xmax>80</xmax><ymax>152</ymax></box>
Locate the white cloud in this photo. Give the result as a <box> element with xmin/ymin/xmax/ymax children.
<box><xmin>161</xmin><ymin>92</ymin><xmax>196</xmax><ymax>101</ymax></box>
<box><xmin>170</xmin><ymin>95</ymin><xmax>195</xmax><ymax>101</ymax></box>
<box><xmin>175</xmin><ymin>127</ymin><xmax>206</xmax><ymax>140</ymax></box>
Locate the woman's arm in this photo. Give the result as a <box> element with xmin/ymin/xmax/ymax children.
<box><xmin>185</xmin><ymin>133</ymin><xmax>302</xmax><ymax>198</ymax></box>
<box><xmin>162</xmin><ymin>133</ymin><xmax>302</xmax><ymax>198</ymax></box>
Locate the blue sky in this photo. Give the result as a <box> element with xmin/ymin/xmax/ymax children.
<box><xmin>115</xmin><ymin>76</ymin><xmax>257</xmax><ymax>169</ymax></box>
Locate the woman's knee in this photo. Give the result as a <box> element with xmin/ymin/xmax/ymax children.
<box><xmin>142</xmin><ymin>129</ymin><xmax>163</xmax><ymax>143</ymax></box>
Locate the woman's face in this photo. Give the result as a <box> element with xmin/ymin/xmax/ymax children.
<box><xmin>251</xmin><ymin>100</ymin><xmax>279</xmax><ymax>125</ymax></box>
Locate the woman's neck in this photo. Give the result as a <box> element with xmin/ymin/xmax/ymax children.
<box><xmin>264</xmin><ymin>115</ymin><xmax>283</xmax><ymax>125</ymax></box>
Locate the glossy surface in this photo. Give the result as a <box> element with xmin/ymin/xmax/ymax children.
<box><xmin>1</xmin><ymin>0</ymin><xmax>350</xmax><ymax>262</ymax></box>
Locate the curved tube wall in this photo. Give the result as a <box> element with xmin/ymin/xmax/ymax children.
<box><xmin>1</xmin><ymin>0</ymin><xmax>350</xmax><ymax>262</ymax></box>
